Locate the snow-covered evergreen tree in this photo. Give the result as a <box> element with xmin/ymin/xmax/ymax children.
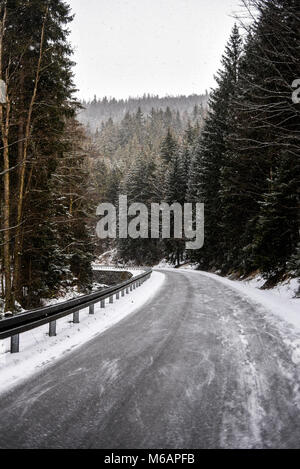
<box><xmin>187</xmin><ymin>25</ymin><xmax>242</xmax><ymax>269</ymax></box>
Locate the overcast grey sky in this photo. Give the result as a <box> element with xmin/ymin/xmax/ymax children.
<box><xmin>68</xmin><ymin>0</ymin><xmax>242</xmax><ymax>100</ymax></box>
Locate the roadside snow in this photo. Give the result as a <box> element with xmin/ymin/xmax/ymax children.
<box><xmin>154</xmin><ymin>260</ymin><xmax>198</xmax><ymax>270</ymax></box>
<box><xmin>0</xmin><ymin>271</ymin><xmax>165</xmax><ymax>396</ymax></box>
<box><xmin>92</xmin><ymin>264</ymin><xmax>144</xmax><ymax>277</ymax></box>
<box><xmin>95</xmin><ymin>249</ymin><xmax>118</xmax><ymax>265</ymax></box>
<box><xmin>40</xmin><ymin>283</ymin><xmax>108</xmax><ymax>308</ymax></box>
<box><xmin>243</xmin><ymin>275</ymin><xmax>299</xmax><ymax>300</ymax></box>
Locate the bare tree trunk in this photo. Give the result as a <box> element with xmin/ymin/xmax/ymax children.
<box><xmin>0</xmin><ymin>2</ymin><xmax>13</xmax><ymax>311</ymax></box>
<box><xmin>17</xmin><ymin>68</ymin><xmax>25</xmax><ymax>176</ymax></box>
<box><xmin>1</xmin><ymin>263</ymin><xmax>4</xmax><ymax>300</ymax></box>
<box><xmin>1</xmin><ymin>99</ymin><xmax>11</xmax><ymax>311</ymax></box>
<box><xmin>13</xmin><ymin>4</ymin><xmax>49</xmax><ymax>302</ymax></box>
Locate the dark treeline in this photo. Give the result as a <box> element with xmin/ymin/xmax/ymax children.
<box><xmin>188</xmin><ymin>0</ymin><xmax>299</xmax><ymax>283</ymax></box>
<box><xmin>95</xmin><ymin>0</ymin><xmax>299</xmax><ymax>283</ymax></box>
<box><xmin>0</xmin><ymin>0</ymin><xmax>95</xmax><ymax>313</ymax></box>
<box><xmin>78</xmin><ymin>93</ymin><xmax>209</xmax><ymax>132</ymax></box>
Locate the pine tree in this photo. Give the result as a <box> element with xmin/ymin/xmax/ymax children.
<box><xmin>163</xmin><ymin>149</ymin><xmax>190</xmax><ymax>265</ymax></box>
<box><xmin>188</xmin><ymin>25</ymin><xmax>242</xmax><ymax>269</ymax></box>
<box><xmin>220</xmin><ymin>0</ymin><xmax>300</xmax><ymax>276</ymax></box>
<box><xmin>117</xmin><ymin>154</ymin><xmax>163</xmax><ymax>265</ymax></box>
<box><xmin>160</xmin><ymin>129</ymin><xmax>178</xmax><ymax>164</ymax></box>
<box><xmin>249</xmin><ymin>152</ymin><xmax>300</xmax><ymax>277</ymax></box>
<box><xmin>0</xmin><ymin>0</ymin><xmax>93</xmax><ymax>310</ymax></box>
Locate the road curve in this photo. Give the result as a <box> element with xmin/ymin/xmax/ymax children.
<box><xmin>0</xmin><ymin>269</ymin><xmax>300</xmax><ymax>449</ymax></box>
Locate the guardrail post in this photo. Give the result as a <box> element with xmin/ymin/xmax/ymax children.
<box><xmin>126</xmin><ymin>287</ymin><xmax>129</xmax><ymax>294</ymax></box>
<box><xmin>130</xmin><ymin>285</ymin><xmax>133</xmax><ymax>291</ymax></box>
<box><xmin>89</xmin><ymin>305</ymin><xmax>95</xmax><ymax>315</ymax></box>
<box><xmin>11</xmin><ymin>334</ymin><xmax>20</xmax><ymax>354</ymax></box>
<box><xmin>73</xmin><ymin>311</ymin><xmax>80</xmax><ymax>324</ymax></box>
<box><xmin>101</xmin><ymin>300</ymin><xmax>105</xmax><ymax>308</ymax></box>
<box><xmin>49</xmin><ymin>321</ymin><xmax>57</xmax><ymax>337</ymax></box>
<box><xmin>122</xmin><ymin>289</ymin><xmax>125</xmax><ymax>297</ymax></box>
<box><xmin>109</xmin><ymin>296</ymin><xmax>114</xmax><ymax>304</ymax></box>
<box><xmin>116</xmin><ymin>292</ymin><xmax>120</xmax><ymax>300</ymax></box>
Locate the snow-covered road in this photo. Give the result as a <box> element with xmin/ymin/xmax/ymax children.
<box><xmin>0</xmin><ymin>269</ymin><xmax>300</xmax><ymax>449</ymax></box>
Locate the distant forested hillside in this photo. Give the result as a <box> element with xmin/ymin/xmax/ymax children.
<box><xmin>78</xmin><ymin>93</ymin><xmax>209</xmax><ymax>132</ymax></box>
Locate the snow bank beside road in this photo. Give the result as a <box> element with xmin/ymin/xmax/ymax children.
<box><xmin>241</xmin><ymin>275</ymin><xmax>299</xmax><ymax>300</ymax></box>
<box><xmin>92</xmin><ymin>264</ymin><xmax>144</xmax><ymax>277</ymax></box>
<box><xmin>0</xmin><ymin>271</ymin><xmax>165</xmax><ymax>396</ymax></box>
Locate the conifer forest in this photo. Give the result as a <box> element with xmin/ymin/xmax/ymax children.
<box><xmin>0</xmin><ymin>0</ymin><xmax>299</xmax><ymax>314</ymax></box>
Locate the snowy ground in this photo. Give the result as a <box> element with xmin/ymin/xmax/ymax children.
<box><xmin>0</xmin><ymin>271</ymin><xmax>165</xmax><ymax>396</ymax></box>
<box><xmin>92</xmin><ymin>264</ymin><xmax>144</xmax><ymax>276</ymax></box>
<box><xmin>237</xmin><ymin>274</ymin><xmax>299</xmax><ymax>300</ymax></box>
<box><xmin>41</xmin><ymin>283</ymin><xmax>108</xmax><ymax>307</ymax></box>
<box><xmin>94</xmin><ymin>249</ymin><xmax>118</xmax><ymax>265</ymax></box>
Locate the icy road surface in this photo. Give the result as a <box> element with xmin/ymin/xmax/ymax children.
<box><xmin>1</xmin><ymin>269</ymin><xmax>300</xmax><ymax>449</ymax></box>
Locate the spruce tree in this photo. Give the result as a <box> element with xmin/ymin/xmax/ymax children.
<box><xmin>117</xmin><ymin>154</ymin><xmax>163</xmax><ymax>265</ymax></box>
<box><xmin>163</xmin><ymin>150</ymin><xmax>189</xmax><ymax>265</ymax></box>
<box><xmin>188</xmin><ymin>25</ymin><xmax>242</xmax><ymax>269</ymax></box>
<box><xmin>160</xmin><ymin>129</ymin><xmax>178</xmax><ymax>164</ymax></box>
<box><xmin>0</xmin><ymin>0</ymin><xmax>93</xmax><ymax>309</ymax></box>
<box><xmin>220</xmin><ymin>0</ymin><xmax>300</xmax><ymax>276</ymax></box>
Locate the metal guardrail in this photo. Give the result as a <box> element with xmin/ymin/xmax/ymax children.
<box><xmin>0</xmin><ymin>268</ymin><xmax>152</xmax><ymax>354</ymax></box>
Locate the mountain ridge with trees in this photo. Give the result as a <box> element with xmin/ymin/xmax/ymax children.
<box><xmin>78</xmin><ymin>93</ymin><xmax>209</xmax><ymax>133</ymax></box>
